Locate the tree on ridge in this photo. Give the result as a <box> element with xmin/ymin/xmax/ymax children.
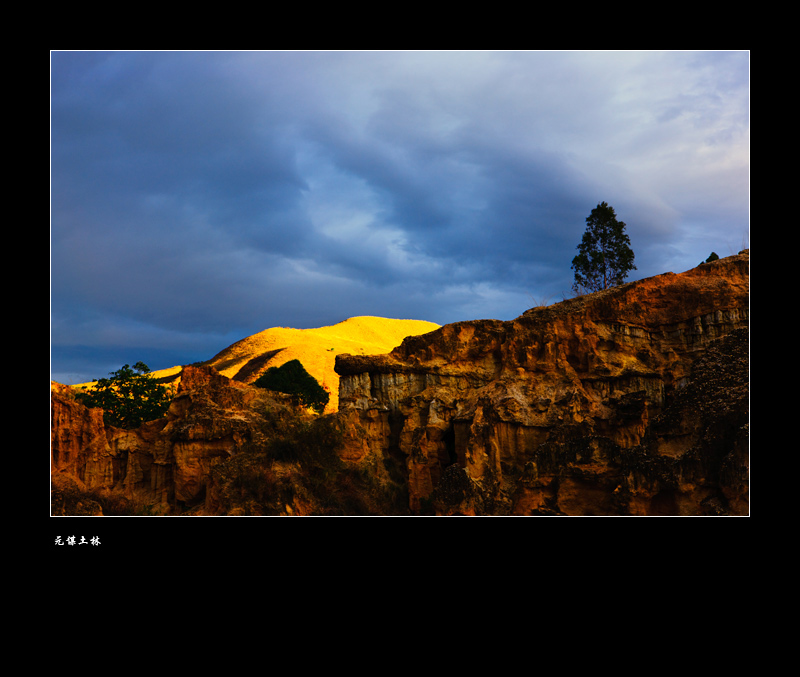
<box><xmin>571</xmin><ymin>201</ymin><xmax>636</xmax><ymax>294</ymax></box>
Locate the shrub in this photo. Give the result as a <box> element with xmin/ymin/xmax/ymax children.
<box><xmin>699</xmin><ymin>252</ymin><xmax>720</xmax><ymax>265</ymax></box>
<box><xmin>253</xmin><ymin>359</ymin><xmax>329</xmax><ymax>414</ymax></box>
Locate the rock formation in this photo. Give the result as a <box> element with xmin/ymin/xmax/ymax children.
<box><xmin>50</xmin><ymin>252</ymin><xmax>749</xmax><ymax>516</ymax></box>
<box><xmin>334</xmin><ymin>251</ymin><xmax>749</xmax><ymax>515</ymax></box>
<box><xmin>51</xmin><ymin>364</ymin><xmax>409</xmax><ymax>516</ymax></box>
<box><xmin>51</xmin><ymin>367</ymin><xmax>300</xmax><ymax>515</ymax></box>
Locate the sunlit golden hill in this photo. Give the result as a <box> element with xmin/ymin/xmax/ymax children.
<box><xmin>148</xmin><ymin>316</ymin><xmax>440</xmax><ymax>413</ymax></box>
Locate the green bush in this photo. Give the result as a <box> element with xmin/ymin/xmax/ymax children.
<box><xmin>74</xmin><ymin>362</ymin><xmax>173</xmax><ymax>429</ymax></box>
<box><xmin>253</xmin><ymin>359</ymin><xmax>329</xmax><ymax>414</ymax></box>
<box><xmin>699</xmin><ymin>252</ymin><xmax>720</xmax><ymax>265</ymax></box>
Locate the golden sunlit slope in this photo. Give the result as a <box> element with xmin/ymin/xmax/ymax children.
<box><xmin>203</xmin><ymin>316</ymin><xmax>440</xmax><ymax>412</ymax></box>
<box><xmin>70</xmin><ymin>317</ymin><xmax>440</xmax><ymax>413</ymax></box>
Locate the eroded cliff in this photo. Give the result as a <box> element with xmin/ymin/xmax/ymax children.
<box><xmin>334</xmin><ymin>251</ymin><xmax>749</xmax><ymax>515</ymax></box>
<box><xmin>51</xmin><ymin>365</ymin><xmax>409</xmax><ymax>515</ymax></box>
<box><xmin>52</xmin><ymin>367</ymin><xmax>299</xmax><ymax>515</ymax></box>
<box><xmin>51</xmin><ymin>252</ymin><xmax>749</xmax><ymax>516</ymax></box>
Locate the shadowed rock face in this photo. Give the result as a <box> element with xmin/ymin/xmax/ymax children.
<box><xmin>335</xmin><ymin>252</ymin><xmax>749</xmax><ymax>515</ymax></box>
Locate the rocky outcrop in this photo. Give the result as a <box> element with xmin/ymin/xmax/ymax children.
<box><xmin>335</xmin><ymin>252</ymin><xmax>749</xmax><ymax>515</ymax></box>
<box><xmin>51</xmin><ymin>253</ymin><xmax>749</xmax><ymax>517</ymax></box>
<box><xmin>51</xmin><ymin>366</ymin><xmax>298</xmax><ymax>515</ymax></box>
<box><xmin>51</xmin><ymin>363</ymin><xmax>413</xmax><ymax>515</ymax></box>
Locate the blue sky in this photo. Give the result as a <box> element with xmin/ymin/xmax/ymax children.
<box><xmin>50</xmin><ymin>50</ymin><xmax>750</xmax><ymax>385</ymax></box>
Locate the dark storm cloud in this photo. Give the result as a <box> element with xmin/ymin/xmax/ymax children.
<box><xmin>51</xmin><ymin>50</ymin><xmax>749</xmax><ymax>384</ymax></box>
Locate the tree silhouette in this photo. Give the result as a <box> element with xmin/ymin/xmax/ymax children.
<box><xmin>571</xmin><ymin>201</ymin><xmax>636</xmax><ymax>294</ymax></box>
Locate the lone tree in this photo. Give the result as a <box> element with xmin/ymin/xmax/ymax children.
<box><xmin>254</xmin><ymin>359</ymin><xmax>329</xmax><ymax>414</ymax></box>
<box><xmin>74</xmin><ymin>361</ymin><xmax>173</xmax><ymax>429</ymax></box>
<box><xmin>571</xmin><ymin>201</ymin><xmax>636</xmax><ymax>294</ymax></box>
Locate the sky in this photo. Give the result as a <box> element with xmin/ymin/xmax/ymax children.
<box><xmin>50</xmin><ymin>50</ymin><xmax>750</xmax><ymax>385</ymax></box>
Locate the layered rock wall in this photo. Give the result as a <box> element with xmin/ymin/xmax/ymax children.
<box><xmin>51</xmin><ymin>366</ymin><xmax>296</xmax><ymax>515</ymax></box>
<box><xmin>335</xmin><ymin>252</ymin><xmax>749</xmax><ymax>515</ymax></box>
<box><xmin>51</xmin><ymin>253</ymin><xmax>749</xmax><ymax>516</ymax></box>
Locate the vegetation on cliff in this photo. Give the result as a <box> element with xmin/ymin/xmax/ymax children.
<box><xmin>74</xmin><ymin>362</ymin><xmax>173</xmax><ymax>429</ymax></box>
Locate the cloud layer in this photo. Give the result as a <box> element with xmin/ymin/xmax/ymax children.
<box><xmin>51</xmin><ymin>50</ymin><xmax>750</xmax><ymax>384</ymax></box>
